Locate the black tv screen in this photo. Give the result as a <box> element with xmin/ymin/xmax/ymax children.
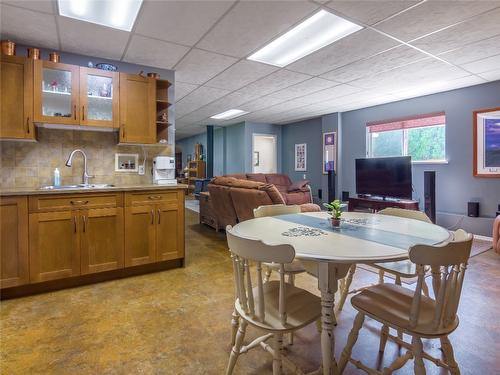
<box><xmin>355</xmin><ymin>156</ymin><xmax>412</xmax><ymax>199</ymax></box>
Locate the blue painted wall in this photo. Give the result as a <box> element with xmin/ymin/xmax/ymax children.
<box><xmin>282</xmin><ymin>118</ymin><xmax>323</xmax><ymax>201</ymax></box>
<box><xmin>225</xmin><ymin>122</ymin><xmax>246</xmax><ymax>174</ymax></box>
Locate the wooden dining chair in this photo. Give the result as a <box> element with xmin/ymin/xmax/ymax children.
<box><xmin>337</xmin><ymin>208</ymin><xmax>433</xmax><ymax>312</ymax></box>
<box><xmin>226</xmin><ymin>225</ymin><xmax>321</xmax><ymax>375</ymax></box>
<box><xmin>338</xmin><ymin>229</ymin><xmax>473</xmax><ymax>375</ymax></box>
<box><xmin>253</xmin><ymin>204</ymin><xmax>306</xmax><ymax>286</ymax></box>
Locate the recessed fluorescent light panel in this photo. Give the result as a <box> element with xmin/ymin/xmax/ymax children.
<box><xmin>58</xmin><ymin>0</ymin><xmax>143</xmax><ymax>31</ymax></box>
<box><xmin>210</xmin><ymin>109</ymin><xmax>249</xmax><ymax>120</ymax></box>
<box><xmin>248</xmin><ymin>10</ymin><xmax>363</xmax><ymax>67</ymax></box>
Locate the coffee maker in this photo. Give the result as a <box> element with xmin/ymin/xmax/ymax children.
<box><xmin>153</xmin><ymin>156</ymin><xmax>176</xmax><ymax>185</ymax></box>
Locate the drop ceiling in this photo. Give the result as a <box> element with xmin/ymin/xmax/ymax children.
<box><xmin>1</xmin><ymin>0</ymin><xmax>500</xmax><ymax>139</ymax></box>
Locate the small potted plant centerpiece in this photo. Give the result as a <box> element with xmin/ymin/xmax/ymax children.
<box><xmin>324</xmin><ymin>199</ymin><xmax>343</xmax><ymax>227</ymax></box>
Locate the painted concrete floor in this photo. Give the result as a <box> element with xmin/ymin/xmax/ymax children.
<box><xmin>1</xmin><ymin>210</ymin><xmax>499</xmax><ymax>374</ymax></box>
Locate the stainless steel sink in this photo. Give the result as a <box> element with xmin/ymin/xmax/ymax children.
<box><xmin>39</xmin><ymin>184</ymin><xmax>115</xmax><ymax>190</ymax></box>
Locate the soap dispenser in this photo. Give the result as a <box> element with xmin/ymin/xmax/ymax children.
<box><xmin>53</xmin><ymin>168</ymin><xmax>60</xmax><ymax>187</ymax></box>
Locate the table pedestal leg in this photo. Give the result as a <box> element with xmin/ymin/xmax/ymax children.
<box><xmin>318</xmin><ymin>262</ymin><xmax>351</xmax><ymax>375</ymax></box>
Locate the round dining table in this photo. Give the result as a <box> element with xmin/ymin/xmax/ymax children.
<box><xmin>232</xmin><ymin>211</ymin><xmax>451</xmax><ymax>375</ymax></box>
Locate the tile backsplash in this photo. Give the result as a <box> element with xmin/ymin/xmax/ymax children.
<box><xmin>0</xmin><ymin>128</ymin><xmax>172</xmax><ymax>189</ymax></box>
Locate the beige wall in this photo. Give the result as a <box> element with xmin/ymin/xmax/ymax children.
<box><xmin>0</xmin><ymin>128</ymin><xmax>172</xmax><ymax>189</ymax></box>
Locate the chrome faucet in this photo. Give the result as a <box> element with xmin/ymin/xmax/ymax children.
<box><xmin>65</xmin><ymin>149</ymin><xmax>94</xmax><ymax>186</ymax></box>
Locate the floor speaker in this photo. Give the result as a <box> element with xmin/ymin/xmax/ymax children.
<box><xmin>424</xmin><ymin>171</ymin><xmax>436</xmax><ymax>223</ymax></box>
<box><xmin>327</xmin><ymin>170</ymin><xmax>336</xmax><ymax>203</ymax></box>
<box><xmin>468</xmin><ymin>202</ymin><xmax>479</xmax><ymax>217</ymax></box>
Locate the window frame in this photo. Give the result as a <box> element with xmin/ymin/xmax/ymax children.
<box><xmin>366</xmin><ymin>113</ymin><xmax>447</xmax><ymax>164</ymax></box>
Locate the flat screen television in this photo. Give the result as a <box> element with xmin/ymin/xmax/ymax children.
<box><xmin>355</xmin><ymin>156</ymin><xmax>412</xmax><ymax>199</ymax></box>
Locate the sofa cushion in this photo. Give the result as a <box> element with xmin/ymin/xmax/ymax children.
<box><xmin>259</xmin><ymin>184</ymin><xmax>286</xmax><ymax>205</ymax></box>
<box><xmin>288</xmin><ymin>180</ymin><xmax>310</xmax><ymax>192</ymax></box>
<box><xmin>283</xmin><ymin>191</ymin><xmax>312</xmax><ymax>205</ymax></box>
<box><xmin>246</xmin><ymin>173</ymin><xmax>267</xmax><ymax>183</ymax></box>
<box><xmin>211</xmin><ymin>176</ymin><xmax>263</xmax><ymax>189</ymax></box>
<box><xmin>225</xmin><ymin>174</ymin><xmax>247</xmax><ymax>180</ymax></box>
<box><xmin>266</xmin><ymin>174</ymin><xmax>292</xmax><ymax>187</ymax></box>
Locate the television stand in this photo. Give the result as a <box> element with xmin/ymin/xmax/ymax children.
<box><xmin>348</xmin><ymin>195</ymin><xmax>419</xmax><ymax>213</ymax></box>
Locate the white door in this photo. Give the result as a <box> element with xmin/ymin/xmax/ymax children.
<box><xmin>253</xmin><ymin>134</ymin><xmax>277</xmax><ymax>173</ymax></box>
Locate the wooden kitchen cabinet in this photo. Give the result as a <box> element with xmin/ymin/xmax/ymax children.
<box><xmin>79</xmin><ymin>67</ymin><xmax>119</xmax><ymax>129</ymax></box>
<box><xmin>33</xmin><ymin>60</ymin><xmax>80</xmax><ymax>125</ymax></box>
<box><xmin>0</xmin><ymin>197</ymin><xmax>29</xmax><ymax>288</ymax></box>
<box><xmin>29</xmin><ymin>210</ymin><xmax>80</xmax><ymax>282</ymax></box>
<box><xmin>124</xmin><ymin>205</ymin><xmax>156</xmax><ymax>266</ymax></box>
<box><xmin>0</xmin><ymin>55</ymin><xmax>34</xmax><ymax>139</ymax></box>
<box><xmin>119</xmin><ymin>73</ymin><xmax>156</xmax><ymax>144</ymax></box>
<box><xmin>80</xmin><ymin>207</ymin><xmax>124</xmax><ymax>274</ymax></box>
<box><xmin>124</xmin><ymin>190</ymin><xmax>184</xmax><ymax>265</ymax></box>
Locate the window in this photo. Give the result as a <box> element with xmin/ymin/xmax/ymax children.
<box><xmin>367</xmin><ymin>112</ymin><xmax>446</xmax><ymax>162</ymax></box>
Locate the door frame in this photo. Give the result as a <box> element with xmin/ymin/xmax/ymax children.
<box><xmin>252</xmin><ymin>133</ymin><xmax>278</xmax><ymax>173</ymax></box>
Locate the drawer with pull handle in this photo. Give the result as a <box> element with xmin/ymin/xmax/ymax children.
<box><xmin>125</xmin><ymin>190</ymin><xmax>180</xmax><ymax>206</ymax></box>
<box><xmin>29</xmin><ymin>193</ymin><xmax>123</xmax><ymax>212</ymax></box>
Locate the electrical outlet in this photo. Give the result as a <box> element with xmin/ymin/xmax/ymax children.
<box><xmin>138</xmin><ymin>165</ymin><xmax>145</xmax><ymax>175</ymax></box>
<box><xmin>303</xmin><ymin>174</ymin><xmax>307</xmax><ymax>179</ymax></box>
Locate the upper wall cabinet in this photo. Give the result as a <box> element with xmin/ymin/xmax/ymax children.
<box><xmin>33</xmin><ymin>60</ymin><xmax>80</xmax><ymax>125</ymax></box>
<box><xmin>119</xmin><ymin>73</ymin><xmax>156</xmax><ymax>144</ymax></box>
<box><xmin>79</xmin><ymin>67</ymin><xmax>119</xmax><ymax>129</ymax></box>
<box><xmin>0</xmin><ymin>55</ymin><xmax>34</xmax><ymax>139</ymax></box>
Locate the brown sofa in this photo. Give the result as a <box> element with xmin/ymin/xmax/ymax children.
<box><xmin>208</xmin><ymin>173</ymin><xmax>320</xmax><ymax>227</ymax></box>
<box><xmin>494</xmin><ymin>216</ymin><xmax>500</xmax><ymax>254</ymax></box>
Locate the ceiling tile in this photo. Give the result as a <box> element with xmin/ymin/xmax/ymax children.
<box><xmin>410</xmin><ymin>7</ymin><xmax>500</xmax><ymax>55</ymax></box>
<box><xmin>123</xmin><ymin>35</ymin><xmax>189</xmax><ymax>69</ymax></box>
<box><xmin>291</xmin><ymin>84</ymin><xmax>363</xmax><ymax>105</ymax></box>
<box><xmin>239</xmin><ymin>96</ymin><xmax>289</xmax><ymax>113</ymax></box>
<box><xmin>320</xmin><ymin>45</ymin><xmax>429</xmax><ymax>83</ymax></box>
<box><xmin>237</xmin><ymin>69</ymin><xmax>312</xmax><ymax>98</ymax></box>
<box><xmin>478</xmin><ymin>69</ymin><xmax>500</xmax><ymax>81</ymax></box>
<box><xmin>135</xmin><ymin>0</ymin><xmax>234</xmax><ymax>46</ymax></box>
<box><xmin>2</xmin><ymin>0</ymin><xmax>54</xmax><ymax>13</ymax></box>
<box><xmin>267</xmin><ymin>77</ymin><xmax>339</xmax><ymax>100</ymax></box>
<box><xmin>197</xmin><ymin>0</ymin><xmax>318</xmax><ymax>57</ymax></box>
<box><xmin>325</xmin><ymin>1</ymin><xmax>419</xmax><ymax>25</ymax></box>
<box><xmin>175</xmin><ymin>86</ymin><xmax>230</xmax><ymax>117</ymax></box>
<box><xmin>438</xmin><ymin>35</ymin><xmax>500</xmax><ymax>65</ymax></box>
<box><xmin>174</xmin><ymin>48</ymin><xmax>238</xmax><ymax>85</ymax></box>
<box><xmin>287</xmin><ymin>29</ymin><xmax>399</xmax><ymax>75</ymax></box>
<box><xmin>204</xmin><ymin>60</ymin><xmax>278</xmax><ymax>91</ymax></box>
<box><xmin>349</xmin><ymin>59</ymin><xmax>470</xmax><ymax>91</ymax></box>
<box><xmin>392</xmin><ymin>75</ymin><xmax>486</xmax><ymax>99</ymax></box>
<box><xmin>175</xmin><ymin>82</ymin><xmax>199</xmax><ymax>101</ymax></box>
<box><xmin>460</xmin><ymin>54</ymin><xmax>500</xmax><ymax>74</ymax></box>
<box><xmin>57</xmin><ymin>17</ymin><xmax>129</xmax><ymax>60</ymax></box>
<box><xmin>0</xmin><ymin>4</ymin><xmax>59</xmax><ymax>49</ymax></box>
<box><xmin>375</xmin><ymin>1</ymin><xmax>500</xmax><ymax>42</ymax></box>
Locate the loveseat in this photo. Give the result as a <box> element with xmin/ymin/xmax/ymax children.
<box><xmin>208</xmin><ymin>173</ymin><xmax>320</xmax><ymax>227</ymax></box>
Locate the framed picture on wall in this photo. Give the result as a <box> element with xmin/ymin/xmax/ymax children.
<box><xmin>473</xmin><ymin>107</ymin><xmax>500</xmax><ymax>178</ymax></box>
<box><xmin>323</xmin><ymin>131</ymin><xmax>337</xmax><ymax>174</ymax></box>
<box><xmin>294</xmin><ymin>143</ymin><xmax>306</xmax><ymax>171</ymax></box>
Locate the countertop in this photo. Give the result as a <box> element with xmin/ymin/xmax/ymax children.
<box><xmin>0</xmin><ymin>184</ymin><xmax>188</xmax><ymax>196</ymax></box>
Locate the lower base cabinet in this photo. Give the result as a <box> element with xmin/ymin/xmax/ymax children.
<box><xmin>1</xmin><ymin>189</ymin><xmax>184</xmax><ymax>291</ymax></box>
<box><xmin>0</xmin><ymin>197</ymin><xmax>29</xmax><ymax>288</ymax></box>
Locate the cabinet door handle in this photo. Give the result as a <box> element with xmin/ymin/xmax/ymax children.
<box><xmin>26</xmin><ymin>116</ymin><xmax>30</xmax><ymax>134</ymax></box>
<box><xmin>74</xmin><ymin>104</ymin><xmax>77</xmax><ymax>120</ymax></box>
<box><xmin>151</xmin><ymin>209</ymin><xmax>154</xmax><ymax>225</ymax></box>
<box><xmin>121</xmin><ymin>124</ymin><xmax>126</xmax><ymax>139</ymax></box>
<box><xmin>157</xmin><ymin>208</ymin><xmax>161</xmax><ymax>224</ymax></box>
<box><xmin>148</xmin><ymin>195</ymin><xmax>162</xmax><ymax>200</ymax></box>
<box><xmin>73</xmin><ymin>215</ymin><xmax>77</xmax><ymax>233</ymax></box>
<box><xmin>83</xmin><ymin>215</ymin><xmax>87</xmax><ymax>233</ymax></box>
<box><xmin>70</xmin><ymin>200</ymin><xmax>89</xmax><ymax>205</ymax></box>
<box><xmin>82</xmin><ymin>105</ymin><xmax>85</xmax><ymax>121</ymax></box>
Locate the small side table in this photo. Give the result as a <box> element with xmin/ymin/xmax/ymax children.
<box><xmin>199</xmin><ymin>192</ymin><xmax>220</xmax><ymax>231</ymax></box>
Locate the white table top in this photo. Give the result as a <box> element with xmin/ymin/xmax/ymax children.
<box><xmin>232</xmin><ymin>211</ymin><xmax>451</xmax><ymax>264</ymax></box>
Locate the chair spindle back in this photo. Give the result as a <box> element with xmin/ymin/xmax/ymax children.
<box><xmin>226</xmin><ymin>225</ymin><xmax>295</xmax><ymax>325</ymax></box>
<box><xmin>408</xmin><ymin>229</ymin><xmax>473</xmax><ymax>331</ymax></box>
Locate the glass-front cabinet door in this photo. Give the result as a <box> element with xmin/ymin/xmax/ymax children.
<box><xmin>33</xmin><ymin>60</ymin><xmax>80</xmax><ymax>125</ymax></box>
<box><xmin>79</xmin><ymin>68</ymin><xmax>119</xmax><ymax>128</ymax></box>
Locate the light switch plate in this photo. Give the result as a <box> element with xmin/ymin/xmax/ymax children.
<box><xmin>138</xmin><ymin>165</ymin><xmax>145</xmax><ymax>175</ymax></box>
